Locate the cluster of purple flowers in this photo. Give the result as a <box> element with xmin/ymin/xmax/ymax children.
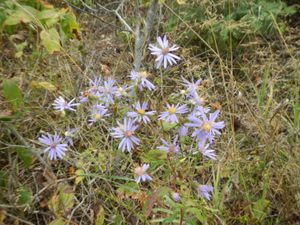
<box><xmin>37</xmin><ymin>35</ymin><xmax>224</xmax><ymax>202</ymax></box>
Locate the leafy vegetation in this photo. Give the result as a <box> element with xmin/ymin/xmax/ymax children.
<box><xmin>0</xmin><ymin>0</ymin><xmax>80</xmax><ymax>56</ymax></box>
<box><xmin>165</xmin><ymin>0</ymin><xmax>296</xmax><ymax>52</ymax></box>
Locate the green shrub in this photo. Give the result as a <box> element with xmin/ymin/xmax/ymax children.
<box><xmin>0</xmin><ymin>0</ymin><xmax>80</xmax><ymax>56</ymax></box>
<box><xmin>165</xmin><ymin>0</ymin><xmax>296</xmax><ymax>53</ymax></box>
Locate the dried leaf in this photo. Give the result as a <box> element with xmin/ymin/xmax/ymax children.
<box><xmin>30</xmin><ymin>81</ymin><xmax>57</xmax><ymax>92</ymax></box>
<box><xmin>145</xmin><ymin>190</ymin><xmax>158</xmax><ymax>218</ymax></box>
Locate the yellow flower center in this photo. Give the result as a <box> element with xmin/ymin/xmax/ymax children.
<box><xmin>167</xmin><ymin>106</ymin><xmax>177</xmax><ymax>114</ymax></box>
<box><xmin>137</xmin><ymin>109</ymin><xmax>145</xmax><ymax>115</ymax></box>
<box><xmin>95</xmin><ymin>114</ymin><xmax>102</xmax><ymax>121</ymax></box>
<box><xmin>202</xmin><ymin>122</ymin><xmax>212</xmax><ymax>132</ymax></box>
<box><xmin>162</xmin><ymin>47</ymin><xmax>169</xmax><ymax>55</ymax></box>
<box><xmin>135</xmin><ymin>166</ymin><xmax>145</xmax><ymax>176</ymax></box>
<box><xmin>139</xmin><ymin>71</ymin><xmax>149</xmax><ymax>78</ymax></box>
<box><xmin>124</xmin><ymin>130</ymin><xmax>133</xmax><ymax>137</ymax></box>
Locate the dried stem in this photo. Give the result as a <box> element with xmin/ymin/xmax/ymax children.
<box><xmin>133</xmin><ymin>0</ymin><xmax>158</xmax><ymax>71</ymax></box>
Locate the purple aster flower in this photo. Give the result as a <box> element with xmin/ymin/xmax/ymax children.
<box><xmin>190</xmin><ymin>95</ymin><xmax>207</xmax><ymax>107</ymax></box>
<box><xmin>198</xmin><ymin>184</ymin><xmax>213</xmax><ymax>201</ymax></box>
<box><xmin>111</xmin><ymin>118</ymin><xmax>140</xmax><ymax>153</ymax></box>
<box><xmin>134</xmin><ymin>164</ymin><xmax>152</xmax><ymax>183</ymax></box>
<box><xmin>129</xmin><ymin>70</ymin><xmax>155</xmax><ymax>91</ymax></box>
<box><xmin>52</xmin><ymin>96</ymin><xmax>79</xmax><ymax>112</ymax></box>
<box><xmin>198</xmin><ymin>142</ymin><xmax>217</xmax><ymax>160</ymax></box>
<box><xmin>189</xmin><ymin>105</ymin><xmax>210</xmax><ymax>118</ymax></box>
<box><xmin>127</xmin><ymin>102</ymin><xmax>156</xmax><ymax>124</ymax></box>
<box><xmin>38</xmin><ymin>132</ymin><xmax>68</xmax><ymax>160</ymax></box>
<box><xmin>64</xmin><ymin>127</ymin><xmax>79</xmax><ymax>146</ymax></box>
<box><xmin>79</xmin><ymin>91</ymin><xmax>89</xmax><ymax>103</ymax></box>
<box><xmin>115</xmin><ymin>85</ymin><xmax>132</xmax><ymax>98</ymax></box>
<box><xmin>98</xmin><ymin>77</ymin><xmax>118</xmax><ymax>103</ymax></box>
<box><xmin>88</xmin><ymin>105</ymin><xmax>109</xmax><ymax>126</ymax></box>
<box><xmin>88</xmin><ymin>77</ymin><xmax>102</xmax><ymax>95</ymax></box>
<box><xmin>186</xmin><ymin>110</ymin><xmax>225</xmax><ymax>142</ymax></box>
<box><xmin>178</xmin><ymin>125</ymin><xmax>188</xmax><ymax>137</ymax></box>
<box><xmin>149</xmin><ymin>35</ymin><xmax>180</xmax><ymax>69</ymax></box>
<box><xmin>158</xmin><ymin>103</ymin><xmax>188</xmax><ymax>123</ymax></box>
<box><xmin>181</xmin><ymin>77</ymin><xmax>202</xmax><ymax>98</ymax></box>
<box><xmin>171</xmin><ymin>192</ymin><xmax>181</xmax><ymax>202</ymax></box>
<box><xmin>157</xmin><ymin>136</ymin><xmax>180</xmax><ymax>154</ymax></box>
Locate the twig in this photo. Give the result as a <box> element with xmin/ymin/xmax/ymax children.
<box><xmin>5</xmin><ymin>212</ymin><xmax>35</xmax><ymax>225</ymax></box>
<box><xmin>96</xmin><ymin>0</ymin><xmax>134</xmax><ymax>33</ymax></box>
<box><xmin>180</xmin><ymin>208</ymin><xmax>184</xmax><ymax>225</ymax></box>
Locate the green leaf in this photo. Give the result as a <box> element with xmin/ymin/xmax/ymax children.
<box><xmin>48</xmin><ymin>183</ymin><xmax>75</xmax><ymax>216</ymax></box>
<box><xmin>0</xmin><ymin>171</ymin><xmax>7</xmax><ymax>188</ymax></box>
<box><xmin>252</xmin><ymin>198</ymin><xmax>270</xmax><ymax>221</ymax></box>
<box><xmin>37</xmin><ymin>9</ymin><xmax>62</xmax><ymax>28</ymax></box>
<box><xmin>95</xmin><ymin>206</ymin><xmax>105</xmax><ymax>225</ymax></box>
<box><xmin>59</xmin><ymin>184</ymin><xmax>75</xmax><ymax>214</ymax></box>
<box><xmin>17</xmin><ymin>186</ymin><xmax>32</xmax><ymax>205</ymax></box>
<box><xmin>16</xmin><ymin>147</ymin><xmax>32</xmax><ymax>168</ymax></box>
<box><xmin>2</xmin><ymin>79</ymin><xmax>23</xmax><ymax>111</ymax></box>
<box><xmin>60</xmin><ymin>14</ymin><xmax>80</xmax><ymax>38</ymax></box>
<box><xmin>75</xmin><ymin>169</ymin><xmax>85</xmax><ymax>185</ymax></box>
<box><xmin>37</xmin><ymin>9</ymin><xmax>61</xmax><ymax>20</ymax></box>
<box><xmin>40</xmin><ymin>28</ymin><xmax>61</xmax><ymax>54</ymax></box>
<box><xmin>4</xmin><ymin>6</ymin><xmax>38</xmax><ymax>26</ymax></box>
<box><xmin>162</xmin><ymin>121</ymin><xmax>178</xmax><ymax>131</ymax></box>
<box><xmin>48</xmin><ymin>218</ymin><xmax>65</xmax><ymax>225</ymax></box>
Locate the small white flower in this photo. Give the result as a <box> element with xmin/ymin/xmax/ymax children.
<box><xmin>149</xmin><ymin>35</ymin><xmax>180</xmax><ymax>69</ymax></box>
<box><xmin>134</xmin><ymin>164</ymin><xmax>152</xmax><ymax>183</ymax></box>
<box><xmin>53</xmin><ymin>96</ymin><xmax>79</xmax><ymax>112</ymax></box>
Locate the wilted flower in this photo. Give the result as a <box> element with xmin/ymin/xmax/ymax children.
<box><xmin>157</xmin><ymin>136</ymin><xmax>180</xmax><ymax>154</ymax></box>
<box><xmin>198</xmin><ymin>184</ymin><xmax>213</xmax><ymax>201</ymax></box>
<box><xmin>52</xmin><ymin>96</ymin><xmax>79</xmax><ymax>112</ymax></box>
<box><xmin>98</xmin><ymin>77</ymin><xmax>118</xmax><ymax>103</ymax></box>
<box><xmin>198</xmin><ymin>142</ymin><xmax>217</xmax><ymax>160</ymax></box>
<box><xmin>181</xmin><ymin>77</ymin><xmax>202</xmax><ymax>98</ymax></box>
<box><xmin>186</xmin><ymin>110</ymin><xmax>225</xmax><ymax>142</ymax></box>
<box><xmin>88</xmin><ymin>105</ymin><xmax>109</xmax><ymax>126</ymax></box>
<box><xmin>38</xmin><ymin>132</ymin><xmax>68</xmax><ymax>160</ymax></box>
<box><xmin>135</xmin><ymin>164</ymin><xmax>152</xmax><ymax>183</ymax></box>
<box><xmin>111</xmin><ymin>118</ymin><xmax>140</xmax><ymax>152</ymax></box>
<box><xmin>149</xmin><ymin>35</ymin><xmax>180</xmax><ymax>69</ymax></box>
<box><xmin>127</xmin><ymin>102</ymin><xmax>156</xmax><ymax>124</ymax></box>
<box><xmin>64</xmin><ymin>127</ymin><xmax>79</xmax><ymax>146</ymax></box>
<box><xmin>171</xmin><ymin>192</ymin><xmax>181</xmax><ymax>202</ymax></box>
<box><xmin>158</xmin><ymin>103</ymin><xmax>188</xmax><ymax>123</ymax></box>
<box><xmin>129</xmin><ymin>70</ymin><xmax>155</xmax><ymax>91</ymax></box>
